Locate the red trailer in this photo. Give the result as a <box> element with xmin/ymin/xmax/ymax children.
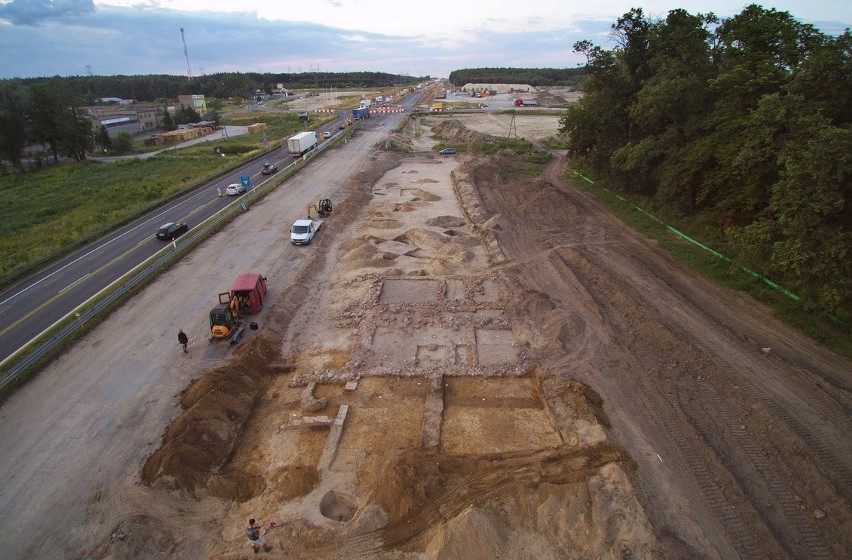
<box><xmin>219</xmin><ymin>273</ymin><xmax>267</xmax><ymax>316</ymax></box>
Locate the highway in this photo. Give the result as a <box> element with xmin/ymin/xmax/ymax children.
<box><xmin>0</xmin><ymin>94</ymin><xmax>420</xmax><ymax>365</ymax></box>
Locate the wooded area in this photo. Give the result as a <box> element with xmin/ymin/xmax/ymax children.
<box><xmin>561</xmin><ymin>5</ymin><xmax>851</xmax><ymax>314</ymax></box>
<box><xmin>0</xmin><ymin>71</ymin><xmax>419</xmax><ymax>169</ymax></box>
<box><xmin>1</xmin><ymin>71</ymin><xmax>421</xmax><ymax>104</ymax></box>
<box><xmin>448</xmin><ymin>67</ymin><xmax>586</xmax><ymax>87</ymax></box>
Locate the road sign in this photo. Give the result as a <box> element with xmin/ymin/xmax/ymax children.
<box><xmin>241</xmin><ymin>175</ymin><xmax>251</xmax><ymax>187</ymax></box>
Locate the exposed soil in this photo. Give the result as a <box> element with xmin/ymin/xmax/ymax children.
<box><xmin>143</xmin><ymin>116</ymin><xmax>852</xmax><ymax>559</ymax></box>
<box><xmin>1</xmin><ymin>111</ymin><xmax>849</xmax><ymax>560</ymax></box>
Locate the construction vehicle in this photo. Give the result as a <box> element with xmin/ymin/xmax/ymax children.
<box><xmin>292</xmin><ymin>199</ymin><xmax>332</xmax><ymax>245</ymax></box>
<box><xmin>306</xmin><ymin>198</ymin><xmax>332</xmax><ymax>219</ymax></box>
<box><xmin>209</xmin><ymin>273</ymin><xmax>268</xmax><ymax>342</ymax></box>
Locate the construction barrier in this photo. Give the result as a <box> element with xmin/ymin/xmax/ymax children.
<box><xmin>314</xmin><ymin>108</ymin><xmax>337</xmax><ymax>113</ymax></box>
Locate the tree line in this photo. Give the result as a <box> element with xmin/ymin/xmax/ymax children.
<box><xmin>0</xmin><ymin>70</ymin><xmax>421</xmax><ymax>170</ymax></box>
<box><xmin>561</xmin><ymin>5</ymin><xmax>850</xmax><ymax>314</ymax></box>
<box><xmin>448</xmin><ymin>67</ymin><xmax>587</xmax><ymax>87</ymax></box>
<box><xmin>2</xmin><ymin>71</ymin><xmax>423</xmax><ymax>105</ymax></box>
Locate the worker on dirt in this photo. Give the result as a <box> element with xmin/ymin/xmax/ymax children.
<box><xmin>245</xmin><ymin>518</ymin><xmax>272</xmax><ymax>553</ymax></box>
<box><xmin>177</xmin><ymin>329</ymin><xmax>189</xmax><ymax>353</ymax></box>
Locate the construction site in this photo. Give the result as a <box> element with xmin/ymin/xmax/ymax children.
<box><xmin>0</xmin><ymin>111</ymin><xmax>848</xmax><ymax>560</ymax></box>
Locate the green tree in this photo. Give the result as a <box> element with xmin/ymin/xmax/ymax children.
<box><xmin>174</xmin><ymin>105</ymin><xmax>200</xmax><ymax>125</ymax></box>
<box><xmin>206</xmin><ymin>108</ymin><xmax>222</xmax><ymax>127</ymax></box>
<box><xmin>560</xmin><ymin>40</ymin><xmax>632</xmax><ymax>179</ymax></box>
<box><xmin>95</xmin><ymin>125</ymin><xmax>112</xmax><ymax>151</ymax></box>
<box><xmin>566</xmin><ymin>4</ymin><xmax>851</xmax><ymax>313</ymax></box>
<box><xmin>29</xmin><ymin>82</ymin><xmax>65</xmax><ymax>163</ymax></box>
<box><xmin>0</xmin><ymin>82</ymin><xmax>30</xmax><ymax>169</ymax></box>
<box><xmin>57</xmin><ymin>106</ymin><xmax>93</xmax><ymax>161</ymax></box>
<box><xmin>112</xmin><ymin>131</ymin><xmax>133</xmax><ymax>155</ymax></box>
<box><xmin>161</xmin><ymin>108</ymin><xmax>176</xmax><ymax>131</ymax></box>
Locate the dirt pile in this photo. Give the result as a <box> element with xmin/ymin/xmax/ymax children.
<box><xmin>140</xmin><ymin>153</ymin><xmax>407</xmax><ymax>501</ymax></box>
<box><xmin>349</xmin><ymin>441</ymin><xmax>638</xmax><ymax>557</ymax></box>
<box><xmin>431</xmin><ymin>119</ymin><xmax>496</xmax><ymax>144</ymax></box>
<box><xmin>140</xmin><ymin>335</ymin><xmax>289</xmax><ymax>500</ymax></box>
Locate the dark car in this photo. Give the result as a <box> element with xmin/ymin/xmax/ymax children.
<box><xmin>438</xmin><ymin>147</ymin><xmax>457</xmax><ymax>155</ymax></box>
<box><xmin>156</xmin><ymin>222</ymin><xmax>188</xmax><ymax>240</ymax></box>
<box><xmin>261</xmin><ymin>162</ymin><xmax>278</xmax><ymax>175</ymax></box>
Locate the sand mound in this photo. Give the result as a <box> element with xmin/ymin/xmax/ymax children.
<box><xmin>349</xmin><ymin>442</ymin><xmax>634</xmax><ymax>555</ymax></box>
<box><xmin>427</xmin><ymin>215</ymin><xmax>467</xmax><ymax>228</ymax></box>
<box><xmin>141</xmin><ymin>335</ymin><xmax>289</xmax><ymax>501</ymax></box>
<box><xmin>407</xmin><ymin>188</ymin><xmax>441</xmax><ymax>202</ymax></box>
<box><xmin>396</xmin><ymin>228</ymin><xmax>448</xmax><ymax>250</ymax></box>
<box><xmin>435</xmin><ymin>243</ymin><xmax>473</xmax><ymax>264</ymax></box>
<box><xmin>366</xmin><ymin>218</ymin><xmax>402</xmax><ymax>229</ymax></box>
<box><xmin>342</xmin><ymin>243</ymin><xmax>380</xmax><ymax>263</ymax></box>
<box><xmin>431</xmin><ymin>119</ymin><xmax>497</xmax><ymax>143</ymax></box>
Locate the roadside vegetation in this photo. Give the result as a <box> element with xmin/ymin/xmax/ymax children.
<box><xmin>0</xmin><ymin>110</ymin><xmax>318</xmax><ymax>280</ymax></box>
<box><xmin>562</xmin><ymin>5</ymin><xmax>851</xmax><ymax>320</ymax></box>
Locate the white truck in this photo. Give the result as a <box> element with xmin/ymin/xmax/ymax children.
<box><xmin>287</xmin><ymin>131</ymin><xmax>318</xmax><ymax>156</ymax></box>
<box><xmin>290</xmin><ymin>219</ymin><xmax>323</xmax><ymax>245</ymax></box>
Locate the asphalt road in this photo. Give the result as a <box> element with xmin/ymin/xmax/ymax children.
<box><xmin>0</xmin><ymin>96</ymin><xmax>420</xmax><ymax>366</ymax></box>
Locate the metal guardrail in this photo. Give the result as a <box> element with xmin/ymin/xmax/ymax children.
<box><xmin>0</xmin><ymin>124</ymin><xmax>355</xmax><ymax>390</ymax></box>
<box><xmin>0</xmin><ymin>129</ymin><xmax>353</xmax><ymax>391</ymax></box>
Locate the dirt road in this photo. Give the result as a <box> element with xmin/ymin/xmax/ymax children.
<box><xmin>0</xmin><ymin>112</ymin><xmax>849</xmax><ymax>560</ymax></box>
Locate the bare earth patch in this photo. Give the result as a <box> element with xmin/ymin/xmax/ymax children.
<box><xmin>3</xmin><ymin>111</ymin><xmax>848</xmax><ymax>560</ymax></box>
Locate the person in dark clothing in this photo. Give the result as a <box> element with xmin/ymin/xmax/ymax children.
<box><xmin>177</xmin><ymin>329</ymin><xmax>189</xmax><ymax>353</ymax></box>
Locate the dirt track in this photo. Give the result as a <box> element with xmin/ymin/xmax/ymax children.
<box><xmin>1</xmin><ymin>112</ymin><xmax>850</xmax><ymax>559</ymax></box>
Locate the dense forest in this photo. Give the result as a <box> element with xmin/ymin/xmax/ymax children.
<box><xmin>448</xmin><ymin>67</ymin><xmax>587</xmax><ymax>87</ymax></box>
<box><xmin>561</xmin><ymin>5</ymin><xmax>850</xmax><ymax>314</ymax></box>
<box><xmin>0</xmin><ymin>71</ymin><xmax>423</xmax><ymax>105</ymax></box>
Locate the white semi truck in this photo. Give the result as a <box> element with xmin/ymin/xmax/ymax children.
<box><xmin>287</xmin><ymin>131</ymin><xmax>318</xmax><ymax>156</ymax></box>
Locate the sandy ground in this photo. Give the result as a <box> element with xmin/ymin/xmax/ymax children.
<box><xmin>0</xmin><ymin>110</ymin><xmax>850</xmax><ymax>560</ymax></box>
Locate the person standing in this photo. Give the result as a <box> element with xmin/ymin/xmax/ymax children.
<box><xmin>177</xmin><ymin>329</ymin><xmax>189</xmax><ymax>353</ymax></box>
<box><xmin>245</xmin><ymin>518</ymin><xmax>272</xmax><ymax>553</ymax></box>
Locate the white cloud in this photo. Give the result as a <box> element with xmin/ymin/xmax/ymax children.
<box><xmin>0</xmin><ymin>1</ymin><xmax>847</xmax><ymax>79</ymax></box>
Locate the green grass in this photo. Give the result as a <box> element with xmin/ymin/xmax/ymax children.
<box><xmin>0</xmin><ymin>111</ymin><xmax>328</xmax><ymax>279</ymax></box>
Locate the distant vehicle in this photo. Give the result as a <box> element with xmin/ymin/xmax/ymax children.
<box><xmin>438</xmin><ymin>148</ymin><xmax>457</xmax><ymax>155</ymax></box>
<box><xmin>156</xmin><ymin>222</ymin><xmax>188</xmax><ymax>240</ymax></box>
<box><xmin>226</xmin><ymin>183</ymin><xmax>247</xmax><ymax>196</ymax></box>
<box><xmin>322</xmin><ymin>131</ymin><xmax>332</xmax><ymax>139</ymax></box>
<box><xmin>338</xmin><ymin>123</ymin><xmax>346</xmax><ymax>130</ymax></box>
<box><xmin>261</xmin><ymin>162</ymin><xmax>278</xmax><ymax>175</ymax></box>
<box><xmin>287</xmin><ymin>131</ymin><xmax>318</xmax><ymax>156</ymax></box>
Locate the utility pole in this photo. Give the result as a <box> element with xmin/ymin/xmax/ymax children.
<box><xmin>180</xmin><ymin>27</ymin><xmax>193</xmax><ymax>79</ymax></box>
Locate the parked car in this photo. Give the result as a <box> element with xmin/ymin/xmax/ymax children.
<box><xmin>438</xmin><ymin>148</ymin><xmax>457</xmax><ymax>155</ymax></box>
<box><xmin>226</xmin><ymin>183</ymin><xmax>247</xmax><ymax>196</ymax></box>
<box><xmin>322</xmin><ymin>131</ymin><xmax>332</xmax><ymax>139</ymax></box>
<box><xmin>261</xmin><ymin>162</ymin><xmax>278</xmax><ymax>175</ymax></box>
<box><xmin>156</xmin><ymin>222</ymin><xmax>188</xmax><ymax>240</ymax></box>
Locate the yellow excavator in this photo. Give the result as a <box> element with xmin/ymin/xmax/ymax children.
<box><xmin>306</xmin><ymin>198</ymin><xmax>332</xmax><ymax>219</ymax></box>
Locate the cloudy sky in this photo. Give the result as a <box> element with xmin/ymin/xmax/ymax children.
<box><xmin>0</xmin><ymin>0</ymin><xmax>848</xmax><ymax>79</ymax></box>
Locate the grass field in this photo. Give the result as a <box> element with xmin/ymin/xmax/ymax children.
<box><xmin>0</xmin><ymin>110</ymin><xmax>334</xmax><ymax>279</ymax></box>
